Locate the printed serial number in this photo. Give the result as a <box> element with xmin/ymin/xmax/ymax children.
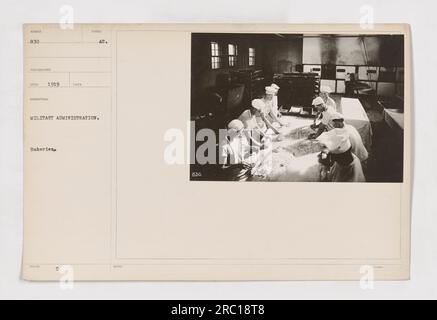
<box><xmin>215</xmin><ymin>305</ymin><xmax>265</xmax><ymax>316</ymax></box>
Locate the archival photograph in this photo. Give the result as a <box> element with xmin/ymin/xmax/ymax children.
<box><xmin>190</xmin><ymin>33</ymin><xmax>405</xmax><ymax>182</ymax></box>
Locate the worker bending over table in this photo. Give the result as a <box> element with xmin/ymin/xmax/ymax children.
<box><xmin>262</xmin><ymin>86</ymin><xmax>285</xmax><ymax>129</ymax></box>
<box><xmin>239</xmin><ymin>98</ymin><xmax>282</xmax><ymax>145</ymax></box>
<box><xmin>220</xmin><ymin>119</ymin><xmax>272</xmax><ymax>181</ymax></box>
<box><xmin>309</xmin><ymin>96</ymin><xmax>338</xmax><ymax>139</ymax></box>
<box><xmin>238</xmin><ymin>99</ymin><xmax>268</xmax><ymax>147</ymax></box>
<box><xmin>319</xmin><ymin>85</ymin><xmax>337</xmax><ymax>111</ymax></box>
<box><xmin>317</xmin><ymin>113</ymin><xmax>366</xmax><ymax>183</ymax></box>
<box><xmin>219</xmin><ymin>120</ymin><xmax>254</xmax><ymax>181</ymax></box>
<box><xmin>270</xmin><ymin>83</ymin><xmax>282</xmax><ymax>118</ymax></box>
<box><xmin>337</xmin><ymin>116</ymin><xmax>369</xmax><ymax>163</ymax></box>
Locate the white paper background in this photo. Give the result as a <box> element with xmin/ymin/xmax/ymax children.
<box><xmin>0</xmin><ymin>0</ymin><xmax>435</xmax><ymax>299</ymax></box>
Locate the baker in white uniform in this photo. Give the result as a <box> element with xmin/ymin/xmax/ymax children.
<box><xmin>320</xmin><ymin>85</ymin><xmax>337</xmax><ymax>111</ymax></box>
<box><xmin>270</xmin><ymin>83</ymin><xmax>281</xmax><ymax>118</ymax></box>
<box><xmin>220</xmin><ymin>119</ymin><xmax>249</xmax><ymax>166</ymax></box>
<box><xmin>220</xmin><ymin>118</ymin><xmax>274</xmax><ymax>180</ymax></box>
<box><xmin>309</xmin><ymin>96</ymin><xmax>338</xmax><ymax>139</ymax></box>
<box><xmin>328</xmin><ymin>113</ymin><xmax>369</xmax><ymax>162</ymax></box>
<box><xmin>318</xmin><ymin>125</ymin><xmax>366</xmax><ymax>183</ymax></box>
<box><xmin>239</xmin><ymin>99</ymin><xmax>266</xmax><ymax>146</ymax></box>
<box><xmin>262</xmin><ymin>86</ymin><xmax>284</xmax><ymax>129</ymax></box>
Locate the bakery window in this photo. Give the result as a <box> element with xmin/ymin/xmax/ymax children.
<box><xmin>228</xmin><ymin>44</ymin><xmax>238</xmax><ymax>67</ymax></box>
<box><xmin>249</xmin><ymin>47</ymin><xmax>256</xmax><ymax>66</ymax></box>
<box><xmin>211</xmin><ymin>42</ymin><xmax>222</xmax><ymax>69</ymax></box>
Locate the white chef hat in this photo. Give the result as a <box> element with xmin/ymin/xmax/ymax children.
<box><xmin>265</xmin><ymin>86</ymin><xmax>276</xmax><ymax>95</ymax></box>
<box><xmin>251</xmin><ymin>99</ymin><xmax>266</xmax><ymax>111</ymax></box>
<box><xmin>312</xmin><ymin>97</ymin><xmax>325</xmax><ymax>106</ymax></box>
<box><xmin>227</xmin><ymin>119</ymin><xmax>244</xmax><ymax>132</ymax></box>
<box><xmin>319</xmin><ymin>130</ymin><xmax>351</xmax><ymax>154</ymax></box>
<box><xmin>270</xmin><ymin>83</ymin><xmax>280</xmax><ymax>91</ymax></box>
<box><xmin>320</xmin><ymin>85</ymin><xmax>333</xmax><ymax>94</ymax></box>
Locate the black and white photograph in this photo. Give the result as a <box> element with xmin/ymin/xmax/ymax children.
<box><xmin>190</xmin><ymin>33</ymin><xmax>405</xmax><ymax>182</ymax></box>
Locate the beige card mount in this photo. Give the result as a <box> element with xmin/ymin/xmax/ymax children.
<box><xmin>23</xmin><ymin>24</ymin><xmax>412</xmax><ymax>281</ymax></box>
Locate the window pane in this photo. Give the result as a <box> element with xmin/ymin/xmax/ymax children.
<box><xmin>229</xmin><ymin>56</ymin><xmax>237</xmax><ymax>67</ymax></box>
<box><xmin>228</xmin><ymin>44</ymin><xmax>235</xmax><ymax>55</ymax></box>
<box><xmin>211</xmin><ymin>42</ymin><xmax>219</xmax><ymax>56</ymax></box>
<box><xmin>212</xmin><ymin>56</ymin><xmax>221</xmax><ymax>69</ymax></box>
